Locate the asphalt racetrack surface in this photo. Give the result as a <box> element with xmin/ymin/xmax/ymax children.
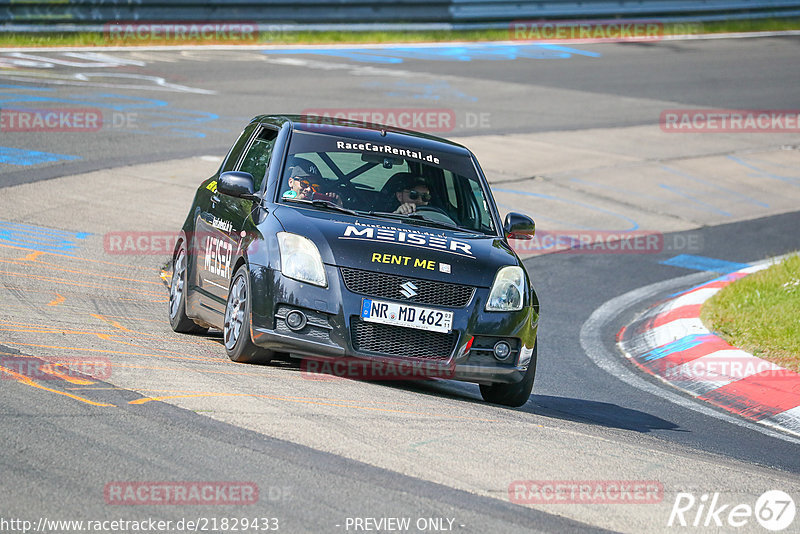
<box><xmin>1</xmin><ymin>37</ymin><xmax>799</xmax><ymax>533</ymax></box>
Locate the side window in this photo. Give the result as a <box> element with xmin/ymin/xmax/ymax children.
<box><xmin>221</xmin><ymin>123</ymin><xmax>258</xmax><ymax>173</ymax></box>
<box><xmin>444</xmin><ymin>171</ymin><xmax>458</xmax><ymax>209</ymax></box>
<box><xmin>239</xmin><ymin>127</ymin><xmax>279</xmax><ymax>190</ymax></box>
<box><xmin>467</xmin><ymin>176</ymin><xmax>492</xmax><ymax>230</ymax></box>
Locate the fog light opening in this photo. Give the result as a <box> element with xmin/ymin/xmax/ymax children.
<box><xmin>286</xmin><ymin>310</ymin><xmax>307</xmax><ymax>331</ymax></box>
<box><xmin>493</xmin><ymin>341</ymin><xmax>511</xmax><ymax>361</ymax></box>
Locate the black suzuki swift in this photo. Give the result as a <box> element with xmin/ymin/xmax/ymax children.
<box><xmin>168</xmin><ymin>115</ymin><xmax>539</xmax><ymax>407</ymax></box>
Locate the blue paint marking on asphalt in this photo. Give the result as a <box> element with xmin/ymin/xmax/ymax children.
<box><xmin>494</xmin><ymin>201</ymin><xmax>592</xmax><ymax>229</ymax></box>
<box><xmin>660</xmin><ymin>165</ymin><xmax>769</xmax><ymax>209</ymax></box>
<box><xmin>641</xmin><ymin>334</ymin><xmax>717</xmax><ymax>361</ymax></box>
<box><xmin>0</xmin><ymin>147</ymin><xmax>79</xmax><ymax>166</ymax></box>
<box><xmin>492</xmin><ymin>187</ymin><xmax>640</xmax><ymax>230</ymax></box>
<box><xmin>742</xmin><ymin>155</ymin><xmax>800</xmax><ymax>172</ymax></box>
<box><xmin>568</xmin><ymin>177</ymin><xmax>666</xmax><ymax>204</ymax></box>
<box><xmin>262</xmin><ymin>43</ymin><xmax>600</xmax><ymax>63</ymax></box>
<box><xmin>658</xmin><ymin>184</ymin><xmax>733</xmax><ymax>217</ymax></box>
<box><xmin>726</xmin><ymin>155</ymin><xmax>800</xmax><ymax>187</ymax></box>
<box><xmin>660</xmin><ymin>254</ymin><xmax>749</xmax><ymax>273</ymax></box>
<box><xmin>0</xmin><ymin>220</ymin><xmax>90</xmax><ymax>255</ymax></box>
<box><xmin>0</xmin><ymin>90</ymin><xmax>220</xmax><ymax>139</ymax></box>
<box><xmin>361</xmin><ymin>80</ymin><xmax>478</xmax><ymax>102</ymax></box>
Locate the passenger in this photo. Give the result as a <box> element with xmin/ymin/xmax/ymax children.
<box><xmin>283</xmin><ymin>162</ymin><xmax>343</xmax><ymax>206</ymax></box>
<box><xmin>283</xmin><ymin>165</ymin><xmax>316</xmax><ymax>200</ymax></box>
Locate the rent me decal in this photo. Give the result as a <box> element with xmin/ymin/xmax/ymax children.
<box><xmin>371</xmin><ymin>252</ymin><xmax>450</xmax><ymax>273</ymax></box>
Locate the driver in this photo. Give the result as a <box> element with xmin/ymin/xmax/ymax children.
<box><xmin>393</xmin><ymin>175</ymin><xmax>432</xmax><ymax>215</ymax></box>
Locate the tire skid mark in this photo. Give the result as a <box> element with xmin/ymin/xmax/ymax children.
<box><xmin>0</xmin><ymin>290</ymin><xmax>166</xmax><ymax>307</ymax></box>
<box><xmin>89</xmin><ymin>314</ymin><xmax>222</xmax><ymax>346</ymax></box>
<box><xmin>68</xmin><ymin>386</ymin><xmax>460</xmax><ymax>409</ymax></box>
<box><xmin>0</xmin><ymin>269</ymin><xmax>164</xmax><ymax>296</ymax></box>
<box><xmin>85</xmin><ymin>314</ymin><xmax>168</xmax><ymax>324</ymax></box>
<box><xmin>0</xmin><ymin>327</ymin><xmax>118</xmax><ymax>337</ymax></box>
<box><xmin>0</xmin><ymin>364</ymin><xmax>113</xmax><ymax>407</ymax></box>
<box><xmin>0</xmin><ymin>257</ymin><xmax>163</xmax><ymax>286</ymax></box>
<box><xmin>3</xmin><ymin>342</ymin><xmax>219</xmax><ymax>363</ymax></box>
<box><xmin>66</xmin><ymin>363</ymin><xmax>286</xmax><ymax>379</ymax></box>
<box><xmin>0</xmin><ymin>322</ymin><xmax>220</xmax><ymax>349</ymax></box>
<box><xmin>127</xmin><ymin>391</ymin><xmax>502</xmax><ymax>421</ymax></box>
<box><xmin>0</xmin><ymin>319</ymin><xmax>119</xmax><ymax>333</ymax></box>
<box><xmin>0</xmin><ymin>242</ymin><xmax>154</xmax><ymax>271</ymax></box>
<box><xmin>92</xmin><ymin>332</ymin><xmax>222</xmax><ymax>358</ymax></box>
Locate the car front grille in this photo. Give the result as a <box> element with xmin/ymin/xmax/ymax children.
<box><xmin>340</xmin><ymin>267</ymin><xmax>474</xmax><ymax>307</ymax></box>
<box><xmin>350</xmin><ymin>318</ymin><xmax>457</xmax><ymax>361</ymax></box>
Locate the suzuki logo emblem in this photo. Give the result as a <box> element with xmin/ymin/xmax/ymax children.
<box><xmin>400</xmin><ymin>281</ymin><xmax>418</xmax><ymax>299</ymax></box>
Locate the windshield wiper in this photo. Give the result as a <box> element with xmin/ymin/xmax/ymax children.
<box><xmin>311</xmin><ymin>199</ymin><xmax>357</xmax><ymax>215</ymax></box>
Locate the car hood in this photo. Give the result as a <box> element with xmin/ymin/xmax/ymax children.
<box><xmin>273</xmin><ymin>206</ymin><xmax>519</xmax><ymax>288</ymax></box>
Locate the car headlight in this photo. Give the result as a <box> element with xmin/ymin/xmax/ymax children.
<box><xmin>277</xmin><ymin>232</ymin><xmax>327</xmax><ymax>287</ymax></box>
<box><xmin>485</xmin><ymin>266</ymin><xmax>525</xmax><ymax>311</ymax></box>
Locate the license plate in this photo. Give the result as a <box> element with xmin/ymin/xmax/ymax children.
<box><xmin>360</xmin><ymin>298</ymin><xmax>453</xmax><ymax>334</ymax></box>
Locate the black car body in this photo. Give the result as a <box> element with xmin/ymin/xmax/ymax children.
<box><xmin>169</xmin><ymin>115</ymin><xmax>539</xmax><ymax>406</ymax></box>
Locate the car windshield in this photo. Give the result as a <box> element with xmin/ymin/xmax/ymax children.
<box><xmin>278</xmin><ymin>129</ymin><xmax>497</xmax><ymax>235</ymax></box>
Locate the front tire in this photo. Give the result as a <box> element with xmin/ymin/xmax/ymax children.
<box><xmin>224</xmin><ymin>265</ymin><xmax>273</xmax><ymax>364</ymax></box>
<box><xmin>480</xmin><ymin>342</ymin><xmax>537</xmax><ymax>407</ymax></box>
<box><xmin>169</xmin><ymin>244</ymin><xmax>208</xmax><ymax>335</ymax></box>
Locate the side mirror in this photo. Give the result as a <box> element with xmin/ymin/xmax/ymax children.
<box><xmin>504</xmin><ymin>212</ymin><xmax>535</xmax><ymax>240</ymax></box>
<box><xmin>218</xmin><ymin>171</ymin><xmax>258</xmax><ymax>200</ymax></box>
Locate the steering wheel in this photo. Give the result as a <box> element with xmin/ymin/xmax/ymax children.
<box><xmin>413</xmin><ymin>205</ymin><xmax>458</xmax><ymax>225</ymax></box>
<box><xmin>335</xmin><ymin>181</ymin><xmax>364</xmax><ymax>207</ymax></box>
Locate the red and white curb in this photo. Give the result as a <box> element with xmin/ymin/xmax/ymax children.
<box><xmin>618</xmin><ymin>260</ymin><xmax>800</xmax><ymax>437</ymax></box>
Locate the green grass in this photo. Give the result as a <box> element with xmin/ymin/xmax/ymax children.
<box><xmin>701</xmin><ymin>254</ymin><xmax>800</xmax><ymax>372</ymax></box>
<box><xmin>0</xmin><ymin>18</ymin><xmax>798</xmax><ymax>48</ymax></box>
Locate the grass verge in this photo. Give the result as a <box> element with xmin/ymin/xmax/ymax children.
<box><xmin>701</xmin><ymin>254</ymin><xmax>800</xmax><ymax>372</ymax></box>
<box><xmin>0</xmin><ymin>18</ymin><xmax>799</xmax><ymax>48</ymax></box>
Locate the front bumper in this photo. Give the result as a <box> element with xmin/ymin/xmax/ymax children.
<box><xmin>248</xmin><ymin>263</ymin><xmax>538</xmax><ymax>385</ymax></box>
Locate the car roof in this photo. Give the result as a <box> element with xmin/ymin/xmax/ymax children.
<box><xmin>250</xmin><ymin>114</ymin><xmax>474</xmax><ymax>159</ymax></box>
